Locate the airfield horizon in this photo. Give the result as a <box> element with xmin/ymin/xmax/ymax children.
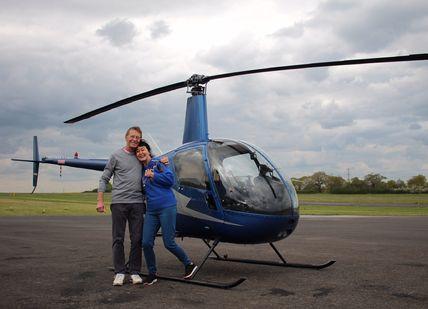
<box><xmin>1</xmin><ymin>192</ymin><xmax>427</xmax><ymax>216</ymax></box>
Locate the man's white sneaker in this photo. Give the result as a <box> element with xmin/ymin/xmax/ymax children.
<box><xmin>113</xmin><ymin>273</ymin><xmax>125</xmax><ymax>286</ymax></box>
<box><xmin>130</xmin><ymin>274</ymin><xmax>143</xmax><ymax>285</ymax></box>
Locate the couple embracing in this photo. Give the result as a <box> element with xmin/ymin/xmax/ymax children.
<box><xmin>97</xmin><ymin>126</ymin><xmax>197</xmax><ymax>286</ymax></box>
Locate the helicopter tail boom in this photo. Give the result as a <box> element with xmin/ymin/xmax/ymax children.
<box><xmin>11</xmin><ymin>136</ymin><xmax>108</xmax><ymax>193</ymax></box>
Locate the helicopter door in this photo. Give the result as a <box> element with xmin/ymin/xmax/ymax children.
<box><xmin>173</xmin><ymin>147</ymin><xmax>224</xmax><ymax>230</ymax></box>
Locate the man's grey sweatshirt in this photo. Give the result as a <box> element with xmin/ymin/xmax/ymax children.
<box><xmin>98</xmin><ymin>148</ymin><xmax>143</xmax><ymax>204</ymax></box>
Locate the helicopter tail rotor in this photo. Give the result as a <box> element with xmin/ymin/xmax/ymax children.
<box><xmin>11</xmin><ymin>136</ymin><xmax>40</xmax><ymax>193</ymax></box>
<box><xmin>31</xmin><ymin>136</ymin><xmax>40</xmax><ymax>193</ymax></box>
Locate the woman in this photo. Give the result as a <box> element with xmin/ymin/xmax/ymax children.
<box><xmin>136</xmin><ymin>140</ymin><xmax>197</xmax><ymax>285</ymax></box>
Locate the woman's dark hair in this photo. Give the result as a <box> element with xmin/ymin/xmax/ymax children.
<box><xmin>138</xmin><ymin>139</ymin><xmax>152</xmax><ymax>156</ymax></box>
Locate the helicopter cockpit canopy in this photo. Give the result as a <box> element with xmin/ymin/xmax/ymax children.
<box><xmin>207</xmin><ymin>140</ymin><xmax>297</xmax><ymax>215</ymax></box>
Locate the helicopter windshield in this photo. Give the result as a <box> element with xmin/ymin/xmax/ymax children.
<box><xmin>207</xmin><ymin>140</ymin><xmax>293</xmax><ymax>215</ymax></box>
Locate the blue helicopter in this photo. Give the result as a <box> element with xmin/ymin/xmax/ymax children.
<box><xmin>13</xmin><ymin>54</ymin><xmax>428</xmax><ymax>289</ymax></box>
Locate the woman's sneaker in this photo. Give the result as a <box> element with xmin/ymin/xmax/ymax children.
<box><xmin>113</xmin><ymin>273</ymin><xmax>125</xmax><ymax>286</ymax></box>
<box><xmin>183</xmin><ymin>263</ymin><xmax>198</xmax><ymax>279</ymax></box>
<box><xmin>143</xmin><ymin>273</ymin><xmax>157</xmax><ymax>286</ymax></box>
<box><xmin>130</xmin><ymin>274</ymin><xmax>143</xmax><ymax>285</ymax></box>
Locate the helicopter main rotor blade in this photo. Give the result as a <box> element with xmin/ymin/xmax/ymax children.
<box><xmin>64</xmin><ymin>53</ymin><xmax>427</xmax><ymax>123</ymax></box>
<box><xmin>202</xmin><ymin>53</ymin><xmax>428</xmax><ymax>82</ymax></box>
<box><xmin>64</xmin><ymin>80</ymin><xmax>187</xmax><ymax>123</ymax></box>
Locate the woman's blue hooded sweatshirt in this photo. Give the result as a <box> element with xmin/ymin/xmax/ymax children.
<box><xmin>142</xmin><ymin>160</ymin><xmax>176</xmax><ymax>212</ymax></box>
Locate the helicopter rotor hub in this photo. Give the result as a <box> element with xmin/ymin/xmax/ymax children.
<box><xmin>187</xmin><ymin>74</ymin><xmax>207</xmax><ymax>95</ymax></box>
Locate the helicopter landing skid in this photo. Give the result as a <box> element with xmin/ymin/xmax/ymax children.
<box><xmin>109</xmin><ymin>238</ymin><xmax>246</xmax><ymax>289</ymax></box>
<box><xmin>140</xmin><ymin>272</ymin><xmax>245</xmax><ymax>289</ymax></box>
<box><xmin>107</xmin><ymin>266</ymin><xmax>246</xmax><ymax>289</ymax></box>
<box><xmin>210</xmin><ymin>256</ymin><xmax>335</xmax><ymax>269</ymax></box>
<box><xmin>206</xmin><ymin>241</ymin><xmax>336</xmax><ymax>270</ymax></box>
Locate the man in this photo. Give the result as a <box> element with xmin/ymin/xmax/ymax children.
<box><xmin>97</xmin><ymin>126</ymin><xmax>144</xmax><ymax>286</ymax></box>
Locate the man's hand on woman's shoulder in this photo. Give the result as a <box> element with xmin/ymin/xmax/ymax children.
<box><xmin>160</xmin><ymin>156</ymin><xmax>169</xmax><ymax>165</ymax></box>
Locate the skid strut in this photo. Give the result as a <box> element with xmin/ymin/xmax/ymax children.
<box><xmin>112</xmin><ymin>238</ymin><xmax>246</xmax><ymax>289</ymax></box>
<box><xmin>208</xmin><ymin>242</ymin><xmax>336</xmax><ymax>270</ymax></box>
<box><xmin>142</xmin><ymin>238</ymin><xmax>246</xmax><ymax>289</ymax></box>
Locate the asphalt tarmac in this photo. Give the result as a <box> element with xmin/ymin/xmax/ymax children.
<box><xmin>0</xmin><ymin>216</ymin><xmax>427</xmax><ymax>308</ymax></box>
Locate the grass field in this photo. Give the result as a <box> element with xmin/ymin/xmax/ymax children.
<box><xmin>298</xmin><ymin>193</ymin><xmax>428</xmax><ymax>205</ymax></box>
<box><xmin>298</xmin><ymin>193</ymin><xmax>428</xmax><ymax>215</ymax></box>
<box><xmin>0</xmin><ymin>192</ymin><xmax>428</xmax><ymax>216</ymax></box>
<box><xmin>299</xmin><ymin>205</ymin><xmax>428</xmax><ymax>216</ymax></box>
<box><xmin>0</xmin><ymin>193</ymin><xmax>112</xmax><ymax>216</ymax></box>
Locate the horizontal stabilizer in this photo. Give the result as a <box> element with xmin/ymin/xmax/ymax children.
<box><xmin>11</xmin><ymin>159</ymin><xmax>41</xmax><ymax>163</ymax></box>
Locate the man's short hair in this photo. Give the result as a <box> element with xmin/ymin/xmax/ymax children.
<box><xmin>125</xmin><ymin>126</ymin><xmax>142</xmax><ymax>137</ymax></box>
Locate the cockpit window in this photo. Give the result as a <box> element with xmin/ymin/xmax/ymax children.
<box><xmin>208</xmin><ymin>140</ymin><xmax>293</xmax><ymax>215</ymax></box>
<box><xmin>174</xmin><ymin>147</ymin><xmax>209</xmax><ymax>190</ymax></box>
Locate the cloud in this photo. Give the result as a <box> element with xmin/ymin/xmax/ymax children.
<box><xmin>409</xmin><ymin>123</ymin><xmax>422</xmax><ymax>130</ymax></box>
<box><xmin>149</xmin><ymin>20</ymin><xmax>171</xmax><ymax>39</ymax></box>
<box><xmin>302</xmin><ymin>101</ymin><xmax>355</xmax><ymax>129</ymax></box>
<box><xmin>96</xmin><ymin>19</ymin><xmax>138</xmax><ymax>46</ymax></box>
<box><xmin>272</xmin><ymin>22</ymin><xmax>305</xmax><ymax>38</ymax></box>
<box><xmin>199</xmin><ymin>41</ymin><xmax>261</xmax><ymax>71</ymax></box>
<box><xmin>310</xmin><ymin>0</ymin><xmax>428</xmax><ymax>52</ymax></box>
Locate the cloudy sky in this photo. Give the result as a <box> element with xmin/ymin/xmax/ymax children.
<box><xmin>1</xmin><ymin>0</ymin><xmax>428</xmax><ymax>193</ymax></box>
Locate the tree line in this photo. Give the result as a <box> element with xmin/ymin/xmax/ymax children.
<box><xmin>291</xmin><ymin>172</ymin><xmax>428</xmax><ymax>194</ymax></box>
<box><xmin>88</xmin><ymin>173</ymin><xmax>427</xmax><ymax>194</ymax></box>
